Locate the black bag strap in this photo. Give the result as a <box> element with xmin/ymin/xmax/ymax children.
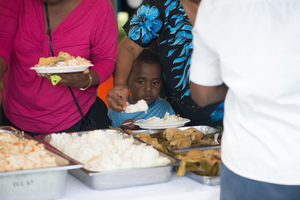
<box><xmin>44</xmin><ymin>3</ymin><xmax>87</xmax><ymax>130</ymax></box>
<box><xmin>44</xmin><ymin>3</ymin><xmax>54</xmax><ymax>57</ymax></box>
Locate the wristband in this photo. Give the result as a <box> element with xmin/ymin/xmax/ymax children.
<box><xmin>79</xmin><ymin>74</ymin><xmax>92</xmax><ymax>90</ymax></box>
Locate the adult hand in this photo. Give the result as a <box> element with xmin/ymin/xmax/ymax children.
<box><xmin>39</xmin><ymin>69</ymin><xmax>92</xmax><ymax>89</ymax></box>
<box><xmin>0</xmin><ymin>56</ymin><xmax>6</xmax><ymax>107</ymax></box>
<box><xmin>106</xmin><ymin>85</ymin><xmax>129</xmax><ymax>112</ymax></box>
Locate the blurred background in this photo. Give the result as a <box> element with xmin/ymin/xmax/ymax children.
<box><xmin>98</xmin><ymin>0</ymin><xmax>143</xmax><ymax>105</ymax></box>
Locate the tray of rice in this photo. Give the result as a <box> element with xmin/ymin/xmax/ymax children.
<box><xmin>36</xmin><ymin>129</ymin><xmax>179</xmax><ymax>190</ymax></box>
<box><xmin>0</xmin><ymin>126</ymin><xmax>83</xmax><ymax>200</ymax></box>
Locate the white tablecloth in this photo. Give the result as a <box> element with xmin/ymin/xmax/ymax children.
<box><xmin>60</xmin><ymin>172</ymin><xmax>220</xmax><ymax>200</ymax></box>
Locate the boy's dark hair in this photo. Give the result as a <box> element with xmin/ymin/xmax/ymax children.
<box><xmin>134</xmin><ymin>48</ymin><xmax>161</xmax><ymax>66</ymax></box>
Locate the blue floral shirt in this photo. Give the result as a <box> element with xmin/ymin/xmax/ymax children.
<box><xmin>123</xmin><ymin>0</ymin><xmax>224</xmax><ymax>129</ymax></box>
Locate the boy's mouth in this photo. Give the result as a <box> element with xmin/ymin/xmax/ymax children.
<box><xmin>142</xmin><ymin>96</ymin><xmax>153</xmax><ymax>100</ymax></box>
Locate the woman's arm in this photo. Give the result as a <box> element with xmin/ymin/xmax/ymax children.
<box><xmin>114</xmin><ymin>36</ymin><xmax>144</xmax><ymax>86</ymax></box>
<box><xmin>0</xmin><ymin>57</ymin><xmax>7</xmax><ymax>79</ymax></box>
<box><xmin>106</xmin><ymin>36</ymin><xmax>144</xmax><ymax>112</ymax></box>
<box><xmin>190</xmin><ymin>81</ymin><xmax>228</xmax><ymax>107</ymax></box>
<box><xmin>0</xmin><ymin>56</ymin><xmax>7</xmax><ymax>100</ymax></box>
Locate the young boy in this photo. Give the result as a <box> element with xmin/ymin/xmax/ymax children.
<box><xmin>108</xmin><ymin>49</ymin><xmax>175</xmax><ymax>129</ymax></box>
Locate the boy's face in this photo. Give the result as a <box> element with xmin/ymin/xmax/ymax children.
<box><xmin>128</xmin><ymin>61</ymin><xmax>163</xmax><ymax>105</ymax></box>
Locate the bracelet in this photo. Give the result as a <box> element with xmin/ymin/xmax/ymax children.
<box><xmin>79</xmin><ymin>74</ymin><xmax>92</xmax><ymax>90</ymax></box>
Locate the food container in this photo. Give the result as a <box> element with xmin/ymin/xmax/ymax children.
<box><xmin>174</xmin><ymin>146</ymin><xmax>221</xmax><ymax>186</ymax></box>
<box><xmin>0</xmin><ymin>126</ymin><xmax>83</xmax><ymax>200</ymax></box>
<box><xmin>132</xmin><ymin>126</ymin><xmax>222</xmax><ymax>185</ymax></box>
<box><xmin>132</xmin><ymin>125</ymin><xmax>222</xmax><ymax>151</ymax></box>
<box><xmin>185</xmin><ymin>171</ymin><xmax>220</xmax><ymax>186</ymax></box>
<box><xmin>37</xmin><ymin>129</ymin><xmax>180</xmax><ymax>190</ymax></box>
<box><xmin>132</xmin><ymin>125</ymin><xmax>221</xmax><ymax>135</ymax></box>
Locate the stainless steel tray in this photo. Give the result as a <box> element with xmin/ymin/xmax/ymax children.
<box><xmin>132</xmin><ymin>125</ymin><xmax>222</xmax><ymax>135</ymax></box>
<box><xmin>0</xmin><ymin>126</ymin><xmax>83</xmax><ymax>200</ymax></box>
<box><xmin>172</xmin><ymin>143</ymin><xmax>221</xmax><ymax>153</ymax></box>
<box><xmin>37</xmin><ymin>129</ymin><xmax>180</xmax><ymax>190</ymax></box>
<box><xmin>185</xmin><ymin>171</ymin><xmax>220</xmax><ymax>186</ymax></box>
<box><xmin>132</xmin><ymin>125</ymin><xmax>222</xmax><ymax>151</ymax></box>
<box><xmin>174</xmin><ymin>145</ymin><xmax>221</xmax><ymax>185</ymax></box>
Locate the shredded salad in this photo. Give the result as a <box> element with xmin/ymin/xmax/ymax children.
<box><xmin>0</xmin><ymin>132</ymin><xmax>57</xmax><ymax>172</ymax></box>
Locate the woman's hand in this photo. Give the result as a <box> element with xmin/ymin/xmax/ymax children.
<box><xmin>106</xmin><ymin>85</ymin><xmax>129</xmax><ymax>112</ymax></box>
<box><xmin>39</xmin><ymin>69</ymin><xmax>93</xmax><ymax>89</ymax></box>
<box><xmin>107</xmin><ymin>36</ymin><xmax>143</xmax><ymax>112</ymax></box>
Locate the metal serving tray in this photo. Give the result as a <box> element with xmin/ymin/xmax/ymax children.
<box><xmin>133</xmin><ymin>125</ymin><xmax>222</xmax><ymax>151</ymax></box>
<box><xmin>185</xmin><ymin>171</ymin><xmax>220</xmax><ymax>186</ymax></box>
<box><xmin>172</xmin><ymin>142</ymin><xmax>221</xmax><ymax>153</ymax></box>
<box><xmin>0</xmin><ymin>126</ymin><xmax>83</xmax><ymax>200</ymax></box>
<box><xmin>132</xmin><ymin>125</ymin><xmax>222</xmax><ymax>135</ymax></box>
<box><xmin>37</xmin><ymin>129</ymin><xmax>180</xmax><ymax>190</ymax></box>
<box><xmin>132</xmin><ymin>126</ymin><xmax>222</xmax><ymax>185</ymax></box>
<box><xmin>175</xmin><ymin>145</ymin><xmax>221</xmax><ymax>186</ymax></box>
<box><xmin>179</xmin><ymin>125</ymin><xmax>222</xmax><ymax>135</ymax></box>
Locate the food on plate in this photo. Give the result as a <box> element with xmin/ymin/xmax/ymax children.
<box><xmin>35</xmin><ymin>51</ymin><xmax>91</xmax><ymax>67</ymax></box>
<box><xmin>145</xmin><ymin>112</ymin><xmax>184</xmax><ymax>124</ymax></box>
<box><xmin>176</xmin><ymin>148</ymin><xmax>221</xmax><ymax>177</ymax></box>
<box><xmin>0</xmin><ymin>132</ymin><xmax>57</xmax><ymax>172</ymax></box>
<box><xmin>125</xmin><ymin>99</ymin><xmax>149</xmax><ymax>113</ymax></box>
<box><xmin>48</xmin><ymin>130</ymin><xmax>170</xmax><ymax>171</ymax></box>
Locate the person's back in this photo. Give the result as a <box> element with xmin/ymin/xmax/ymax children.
<box><xmin>190</xmin><ymin>0</ymin><xmax>300</xmax><ymax>199</ymax></box>
<box><xmin>108</xmin><ymin>49</ymin><xmax>175</xmax><ymax>129</ymax></box>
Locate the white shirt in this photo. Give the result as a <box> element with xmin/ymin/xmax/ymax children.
<box><xmin>190</xmin><ymin>0</ymin><xmax>300</xmax><ymax>185</ymax></box>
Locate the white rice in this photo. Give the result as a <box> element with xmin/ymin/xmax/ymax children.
<box><xmin>125</xmin><ymin>99</ymin><xmax>148</xmax><ymax>113</ymax></box>
<box><xmin>49</xmin><ymin>130</ymin><xmax>170</xmax><ymax>171</ymax></box>
<box><xmin>145</xmin><ymin>112</ymin><xmax>184</xmax><ymax>124</ymax></box>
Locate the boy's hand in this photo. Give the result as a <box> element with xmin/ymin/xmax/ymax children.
<box><xmin>120</xmin><ymin>119</ymin><xmax>139</xmax><ymax>130</ymax></box>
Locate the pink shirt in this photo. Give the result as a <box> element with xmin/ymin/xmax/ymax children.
<box><xmin>0</xmin><ymin>0</ymin><xmax>118</xmax><ymax>133</ymax></box>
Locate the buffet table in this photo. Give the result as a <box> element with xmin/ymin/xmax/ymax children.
<box><xmin>61</xmin><ymin>171</ymin><xmax>220</xmax><ymax>200</ymax></box>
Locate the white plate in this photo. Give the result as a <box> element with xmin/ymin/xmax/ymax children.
<box><xmin>30</xmin><ymin>64</ymin><xmax>94</xmax><ymax>73</ymax></box>
<box><xmin>134</xmin><ymin>118</ymin><xmax>190</xmax><ymax>129</ymax></box>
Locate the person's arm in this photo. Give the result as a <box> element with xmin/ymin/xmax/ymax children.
<box><xmin>106</xmin><ymin>36</ymin><xmax>143</xmax><ymax>112</ymax></box>
<box><xmin>0</xmin><ymin>56</ymin><xmax>7</xmax><ymax>100</ymax></box>
<box><xmin>0</xmin><ymin>57</ymin><xmax>6</xmax><ymax>79</ymax></box>
<box><xmin>107</xmin><ymin>0</ymin><xmax>163</xmax><ymax>112</ymax></box>
<box><xmin>190</xmin><ymin>81</ymin><xmax>228</xmax><ymax>107</ymax></box>
<box><xmin>0</xmin><ymin>0</ymin><xmax>21</xmax><ymax>100</ymax></box>
<box><xmin>114</xmin><ymin>36</ymin><xmax>143</xmax><ymax>86</ymax></box>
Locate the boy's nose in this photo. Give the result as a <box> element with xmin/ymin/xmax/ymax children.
<box><xmin>145</xmin><ymin>83</ymin><xmax>152</xmax><ymax>91</ymax></box>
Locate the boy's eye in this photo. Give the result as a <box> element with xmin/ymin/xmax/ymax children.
<box><xmin>137</xmin><ymin>80</ymin><xmax>144</xmax><ymax>84</ymax></box>
<box><xmin>153</xmin><ymin>81</ymin><xmax>160</xmax><ymax>85</ymax></box>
